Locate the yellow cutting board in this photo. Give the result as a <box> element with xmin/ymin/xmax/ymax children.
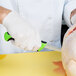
<box><xmin>0</xmin><ymin>51</ymin><xmax>66</xmax><ymax>76</ymax></box>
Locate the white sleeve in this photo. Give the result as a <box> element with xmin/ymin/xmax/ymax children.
<box><xmin>63</xmin><ymin>0</ymin><xmax>76</xmax><ymax>27</ymax></box>
<box><xmin>0</xmin><ymin>0</ymin><xmax>18</xmax><ymax>11</ymax></box>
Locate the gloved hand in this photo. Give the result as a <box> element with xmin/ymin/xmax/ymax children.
<box><xmin>61</xmin><ymin>24</ymin><xmax>76</xmax><ymax>76</ymax></box>
<box><xmin>71</xmin><ymin>9</ymin><xmax>76</xmax><ymax>25</ymax></box>
<box><xmin>1</xmin><ymin>7</ymin><xmax>41</xmax><ymax>51</ymax></box>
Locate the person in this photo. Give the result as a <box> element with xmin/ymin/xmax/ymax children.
<box><xmin>0</xmin><ymin>0</ymin><xmax>76</xmax><ymax>54</ymax></box>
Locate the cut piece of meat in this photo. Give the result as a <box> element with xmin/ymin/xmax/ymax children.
<box><xmin>68</xmin><ymin>27</ymin><xmax>76</xmax><ymax>36</ymax></box>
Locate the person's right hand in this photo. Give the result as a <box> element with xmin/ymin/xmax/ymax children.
<box><xmin>1</xmin><ymin>7</ymin><xmax>41</xmax><ymax>51</ymax></box>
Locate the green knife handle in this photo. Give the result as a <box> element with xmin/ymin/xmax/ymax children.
<box><xmin>37</xmin><ymin>41</ymin><xmax>47</xmax><ymax>52</ymax></box>
<box><xmin>4</xmin><ymin>32</ymin><xmax>14</xmax><ymax>41</ymax></box>
<box><xmin>4</xmin><ymin>32</ymin><xmax>47</xmax><ymax>51</ymax></box>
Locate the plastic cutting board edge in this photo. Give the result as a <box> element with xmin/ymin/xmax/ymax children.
<box><xmin>0</xmin><ymin>51</ymin><xmax>66</xmax><ymax>76</ymax></box>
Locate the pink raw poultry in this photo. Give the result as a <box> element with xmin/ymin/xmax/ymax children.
<box><xmin>62</xmin><ymin>24</ymin><xmax>76</xmax><ymax>76</ymax></box>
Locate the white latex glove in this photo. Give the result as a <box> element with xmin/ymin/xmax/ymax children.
<box><xmin>2</xmin><ymin>12</ymin><xmax>41</xmax><ymax>51</ymax></box>
<box><xmin>71</xmin><ymin>14</ymin><xmax>76</xmax><ymax>25</ymax></box>
<box><xmin>61</xmin><ymin>24</ymin><xmax>76</xmax><ymax>76</ymax></box>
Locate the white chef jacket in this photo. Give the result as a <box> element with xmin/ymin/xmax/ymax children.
<box><xmin>0</xmin><ymin>0</ymin><xmax>76</xmax><ymax>54</ymax></box>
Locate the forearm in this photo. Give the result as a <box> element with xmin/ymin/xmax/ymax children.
<box><xmin>0</xmin><ymin>6</ymin><xmax>11</xmax><ymax>24</ymax></box>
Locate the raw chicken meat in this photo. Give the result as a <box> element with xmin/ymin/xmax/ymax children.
<box><xmin>62</xmin><ymin>24</ymin><xmax>76</xmax><ymax>76</ymax></box>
